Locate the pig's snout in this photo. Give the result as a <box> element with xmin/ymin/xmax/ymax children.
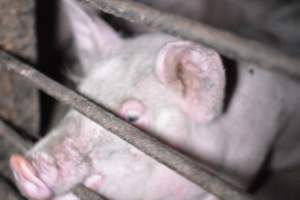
<box><xmin>10</xmin><ymin>154</ymin><xmax>53</xmax><ymax>200</ymax></box>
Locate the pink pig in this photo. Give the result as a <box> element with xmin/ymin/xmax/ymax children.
<box><xmin>10</xmin><ymin>0</ymin><xmax>300</xmax><ymax>199</ymax></box>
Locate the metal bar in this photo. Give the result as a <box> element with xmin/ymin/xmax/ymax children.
<box><xmin>0</xmin><ymin>121</ymin><xmax>32</xmax><ymax>153</ymax></box>
<box><xmin>79</xmin><ymin>0</ymin><xmax>300</xmax><ymax>80</ymax></box>
<box><xmin>0</xmin><ymin>119</ymin><xmax>106</xmax><ymax>200</ymax></box>
<box><xmin>0</xmin><ymin>51</ymin><xmax>252</xmax><ymax>200</ymax></box>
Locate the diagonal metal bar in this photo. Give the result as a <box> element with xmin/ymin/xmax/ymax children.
<box><xmin>0</xmin><ymin>51</ymin><xmax>252</xmax><ymax>200</ymax></box>
<box><xmin>79</xmin><ymin>0</ymin><xmax>300</xmax><ymax>80</ymax></box>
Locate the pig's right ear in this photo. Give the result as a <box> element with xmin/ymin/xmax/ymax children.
<box><xmin>61</xmin><ymin>0</ymin><xmax>122</xmax><ymax>74</ymax></box>
<box><xmin>156</xmin><ymin>41</ymin><xmax>225</xmax><ymax>124</ymax></box>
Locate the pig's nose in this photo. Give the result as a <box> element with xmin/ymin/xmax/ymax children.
<box><xmin>10</xmin><ymin>154</ymin><xmax>52</xmax><ymax>200</ymax></box>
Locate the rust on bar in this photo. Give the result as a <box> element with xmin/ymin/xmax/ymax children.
<box><xmin>0</xmin><ymin>50</ymin><xmax>252</xmax><ymax>200</ymax></box>
<box><xmin>79</xmin><ymin>0</ymin><xmax>300</xmax><ymax>79</ymax></box>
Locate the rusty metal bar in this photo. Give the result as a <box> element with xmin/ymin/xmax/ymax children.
<box><xmin>0</xmin><ymin>51</ymin><xmax>252</xmax><ymax>200</ymax></box>
<box><xmin>0</xmin><ymin>120</ymin><xmax>106</xmax><ymax>200</ymax></box>
<box><xmin>79</xmin><ymin>0</ymin><xmax>300</xmax><ymax>80</ymax></box>
<box><xmin>0</xmin><ymin>121</ymin><xmax>32</xmax><ymax>153</ymax></box>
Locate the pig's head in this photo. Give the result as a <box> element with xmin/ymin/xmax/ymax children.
<box><xmin>78</xmin><ymin>35</ymin><xmax>225</xmax><ymax>145</ymax></box>
<box><xmin>10</xmin><ymin>0</ymin><xmax>225</xmax><ymax>199</ymax></box>
<box><xmin>60</xmin><ymin>0</ymin><xmax>225</xmax><ymax>134</ymax></box>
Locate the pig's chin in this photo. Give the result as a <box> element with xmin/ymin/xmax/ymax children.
<box><xmin>10</xmin><ymin>154</ymin><xmax>54</xmax><ymax>200</ymax></box>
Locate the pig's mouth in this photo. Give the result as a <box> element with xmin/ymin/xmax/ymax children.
<box><xmin>10</xmin><ymin>154</ymin><xmax>53</xmax><ymax>200</ymax></box>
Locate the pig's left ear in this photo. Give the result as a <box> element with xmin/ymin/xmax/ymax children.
<box><xmin>156</xmin><ymin>41</ymin><xmax>225</xmax><ymax>123</ymax></box>
<box><xmin>61</xmin><ymin>0</ymin><xmax>122</xmax><ymax>74</ymax></box>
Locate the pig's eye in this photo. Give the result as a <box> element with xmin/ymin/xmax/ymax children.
<box><xmin>120</xmin><ymin>99</ymin><xmax>145</xmax><ymax>124</ymax></box>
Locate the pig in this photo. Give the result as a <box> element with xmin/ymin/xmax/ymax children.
<box><xmin>9</xmin><ymin>0</ymin><xmax>300</xmax><ymax>199</ymax></box>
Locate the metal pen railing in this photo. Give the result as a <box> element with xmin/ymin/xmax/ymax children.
<box><xmin>79</xmin><ymin>0</ymin><xmax>300</xmax><ymax>80</ymax></box>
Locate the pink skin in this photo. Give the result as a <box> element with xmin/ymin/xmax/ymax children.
<box><xmin>9</xmin><ymin>110</ymin><xmax>96</xmax><ymax>199</ymax></box>
<box><xmin>10</xmin><ymin>154</ymin><xmax>53</xmax><ymax>200</ymax></box>
<box><xmin>10</xmin><ymin>154</ymin><xmax>103</xmax><ymax>200</ymax></box>
<box><xmin>156</xmin><ymin>41</ymin><xmax>225</xmax><ymax>124</ymax></box>
<box><xmin>10</xmin><ymin>151</ymin><xmax>103</xmax><ymax>200</ymax></box>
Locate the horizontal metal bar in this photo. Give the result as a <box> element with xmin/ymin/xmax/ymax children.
<box><xmin>0</xmin><ymin>51</ymin><xmax>253</xmax><ymax>200</ymax></box>
<box><xmin>79</xmin><ymin>0</ymin><xmax>300</xmax><ymax>80</ymax></box>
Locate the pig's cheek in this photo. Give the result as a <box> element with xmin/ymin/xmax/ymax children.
<box><xmin>154</xmin><ymin>111</ymin><xmax>188</xmax><ymax>148</ymax></box>
<box><xmin>10</xmin><ymin>154</ymin><xmax>53</xmax><ymax>200</ymax></box>
<box><xmin>135</xmin><ymin>115</ymin><xmax>150</xmax><ymax>130</ymax></box>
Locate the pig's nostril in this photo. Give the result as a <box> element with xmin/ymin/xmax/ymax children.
<box><xmin>12</xmin><ymin>170</ymin><xmax>19</xmax><ymax>181</ymax></box>
<box><xmin>10</xmin><ymin>154</ymin><xmax>38</xmax><ymax>183</ymax></box>
<box><xmin>10</xmin><ymin>154</ymin><xmax>53</xmax><ymax>200</ymax></box>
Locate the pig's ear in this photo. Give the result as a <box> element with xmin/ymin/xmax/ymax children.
<box><xmin>61</xmin><ymin>0</ymin><xmax>122</xmax><ymax>74</ymax></box>
<box><xmin>156</xmin><ymin>41</ymin><xmax>225</xmax><ymax>123</ymax></box>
